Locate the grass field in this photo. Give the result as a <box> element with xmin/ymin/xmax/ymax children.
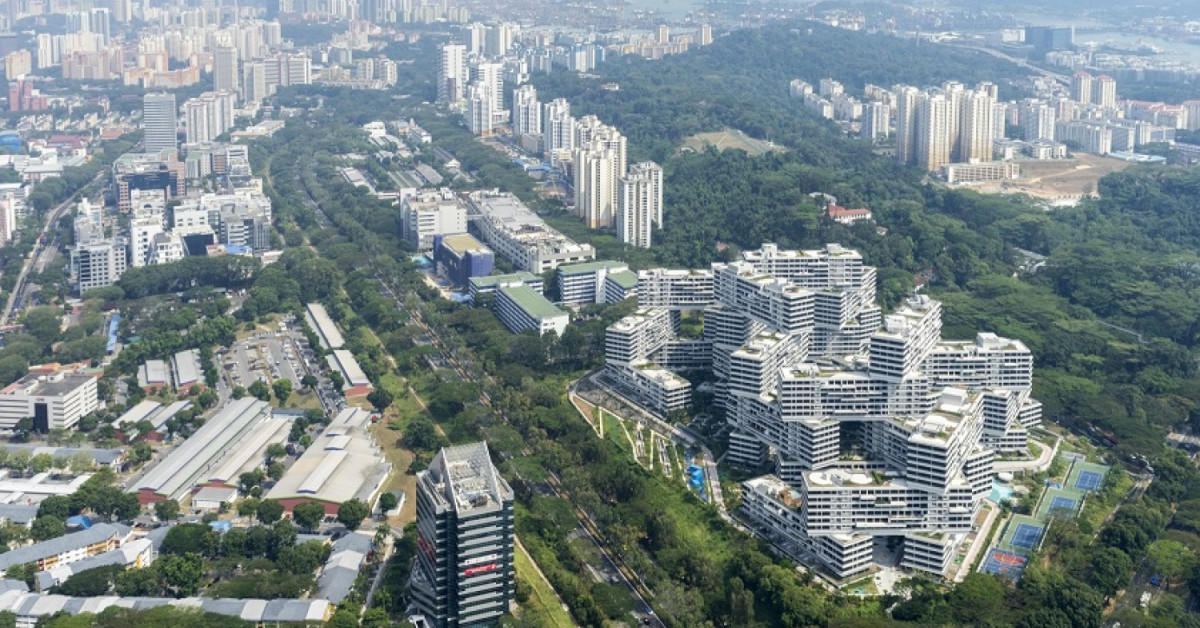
<box><xmin>515</xmin><ymin>538</ymin><xmax>579</xmax><ymax>628</ymax></box>
<box><xmin>681</xmin><ymin>128</ymin><xmax>787</xmax><ymax>156</ymax></box>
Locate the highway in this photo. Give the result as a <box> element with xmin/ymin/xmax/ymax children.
<box><xmin>1</xmin><ymin>170</ymin><xmax>105</xmax><ymax>325</ymax></box>
<box><xmin>943</xmin><ymin>42</ymin><xmax>1070</xmax><ymax>83</ymax></box>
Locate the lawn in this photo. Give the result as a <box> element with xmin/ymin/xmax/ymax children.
<box><xmin>515</xmin><ymin>537</ymin><xmax>579</xmax><ymax>628</ymax></box>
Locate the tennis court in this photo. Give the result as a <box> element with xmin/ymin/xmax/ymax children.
<box><xmin>1035</xmin><ymin>487</ymin><xmax>1085</xmax><ymax>519</ymax></box>
<box><xmin>1068</xmin><ymin>461</ymin><xmax>1110</xmax><ymax>493</ymax></box>
<box><xmin>980</xmin><ymin>548</ymin><xmax>1028</xmax><ymax>580</ymax></box>
<box><xmin>1011</xmin><ymin>523</ymin><xmax>1043</xmax><ymax>549</ymax></box>
<box><xmin>1050</xmin><ymin>495</ymin><xmax>1077</xmax><ymax>511</ymax></box>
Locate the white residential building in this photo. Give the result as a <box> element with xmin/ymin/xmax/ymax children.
<box><xmin>512</xmin><ymin>84</ymin><xmax>541</xmax><ymax>139</ymax></box>
<box><xmin>617</xmin><ymin>161</ymin><xmax>662</xmax><ymax>249</ymax></box>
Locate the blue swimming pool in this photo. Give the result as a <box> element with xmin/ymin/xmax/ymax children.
<box><xmin>990</xmin><ymin>479</ymin><xmax>1014</xmax><ymax>503</ymax></box>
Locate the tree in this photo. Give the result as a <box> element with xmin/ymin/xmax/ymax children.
<box><xmin>256</xmin><ymin>499</ymin><xmax>284</xmax><ymax>525</ymax></box>
<box><xmin>328</xmin><ymin>370</ymin><xmax>345</xmax><ymax>390</ymax></box>
<box><xmin>29</xmin><ymin>454</ymin><xmax>53</xmax><ymax>474</ymax></box>
<box><xmin>231</xmin><ymin>385</ymin><xmax>246</xmax><ymax>400</ymax></box>
<box><xmin>37</xmin><ymin>495</ymin><xmax>72</xmax><ymax>520</ymax></box>
<box><xmin>154</xmin><ymin>499</ymin><xmax>180</xmax><ymax>522</ymax></box>
<box><xmin>1148</xmin><ymin>539</ymin><xmax>1195</xmax><ymax>588</ymax></box>
<box><xmin>1085</xmin><ymin>546</ymin><xmax>1132</xmax><ymax>597</ymax></box>
<box><xmin>948</xmin><ymin>572</ymin><xmax>1008</xmax><ymax>625</ymax></box>
<box><xmin>272</xmin><ymin>379</ymin><xmax>292</xmax><ymax>405</ymax></box>
<box><xmin>20</xmin><ymin>307</ymin><xmax>63</xmax><ymax>346</ymax></box>
<box><xmin>337</xmin><ymin>498</ymin><xmax>369</xmax><ymax>530</ymax></box>
<box><xmin>300</xmin><ymin>374</ymin><xmax>318</xmax><ymax>389</ymax></box>
<box><xmin>161</xmin><ymin>524</ymin><xmax>219</xmax><ymax>557</ymax></box>
<box><xmin>54</xmin><ymin>564</ymin><xmax>122</xmax><ymax>596</ymax></box>
<box><xmin>237</xmin><ymin>498</ymin><xmax>260</xmax><ymax>518</ymax></box>
<box><xmin>267</xmin><ymin>462</ymin><xmax>285</xmax><ymax>481</ymax></box>
<box><xmin>115</xmin><ymin>566</ymin><xmax>159</xmax><ymax>596</ymax></box>
<box><xmin>30</xmin><ymin>516</ymin><xmax>65</xmax><ymax>541</ymax></box>
<box><xmin>265</xmin><ymin>443</ymin><xmax>287</xmax><ymax>463</ymax></box>
<box><xmin>238</xmin><ymin>469</ymin><xmax>264</xmax><ymax>495</ymax></box>
<box><xmin>157</xmin><ymin>553</ymin><xmax>205</xmax><ymax>597</ymax></box>
<box><xmin>293</xmin><ymin>501</ymin><xmax>326</xmax><ymax>532</ymax></box>
<box><xmin>247</xmin><ymin>380</ymin><xmax>270</xmax><ymax>402</ymax></box>
<box><xmin>367</xmin><ymin>388</ymin><xmax>393</xmax><ymax>412</ymax></box>
<box><xmin>379</xmin><ymin>491</ymin><xmax>399</xmax><ymax>513</ymax></box>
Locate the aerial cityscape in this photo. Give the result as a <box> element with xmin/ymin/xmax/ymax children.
<box><xmin>0</xmin><ymin>0</ymin><xmax>1193</xmax><ymax>627</ymax></box>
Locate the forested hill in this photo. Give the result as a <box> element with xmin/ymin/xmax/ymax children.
<box><xmin>533</xmin><ymin>21</ymin><xmax>1029</xmax><ymax>163</ymax></box>
<box><xmin>530</xmin><ymin>21</ymin><xmax>1200</xmax><ymax>464</ymax></box>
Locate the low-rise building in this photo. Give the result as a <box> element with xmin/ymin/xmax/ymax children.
<box><xmin>137</xmin><ymin>360</ymin><xmax>169</xmax><ymax>391</ymax></box>
<box><xmin>315</xmin><ymin>532</ymin><xmax>373</xmax><ymax>605</ymax></box>
<box><xmin>468</xmin><ymin>272</ymin><xmax>543</xmax><ymax>299</ymax></box>
<box><xmin>305</xmin><ymin>303</ymin><xmax>346</xmax><ymax>350</ymax></box>
<box><xmin>132</xmin><ymin>398</ymin><xmax>272</xmax><ymax>504</ymax></box>
<box><xmin>327</xmin><ymin>350</ymin><xmax>372</xmax><ymax>394</ymax></box>
<box><xmin>0</xmin><ymin>370</ymin><xmax>98</xmax><ymax>432</ymax></box>
<box><xmin>433</xmin><ymin>233</ymin><xmax>494</xmax><ymax>287</ymax></box>
<box><xmin>0</xmin><ymin>523</ymin><xmax>130</xmax><ymax>573</ymax></box>
<box><xmin>493</xmin><ymin>285</ymin><xmax>569</xmax><ymax>336</ymax></box>
<box><xmin>940</xmin><ymin>161</ymin><xmax>1020</xmax><ymax>184</ymax></box>
<box><xmin>556</xmin><ymin>260</ymin><xmax>630</xmax><ymax>306</ymax></box>
<box><xmin>34</xmin><ymin>537</ymin><xmax>155</xmax><ymax>591</ymax></box>
<box><xmin>171</xmin><ymin>349</ymin><xmax>202</xmax><ymax>392</ymax></box>
<box><xmin>266</xmin><ymin>408</ymin><xmax>390</xmax><ymax>516</ymax></box>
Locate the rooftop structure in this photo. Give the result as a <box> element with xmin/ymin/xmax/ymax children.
<box><xmin>266</xmin><ymin>408</ymin><xmax>390</xmax><ymax>516</ymax></box>
<box><xmin>305</xmin><ymin>303</ymin><xmax>346</xmax><ymax>350</ymax></box>
<box><xmin>468</xmin><ymin>271</ymin><xmax>543</xmax><ymax>299</ymax></box>
<box><xmin>468</xmin><ymin>190</ymin><xmax>594</xmax><ymax>273</ymax></box>
<box><xmin>0</xmin><ymin>370</ymin><xmax>98</xmax><ymax>432</ymax></box>
<box><xmin>493</xmin><ymin>285</ymin><xmax>569</xmax><ymax>336</ymax></box>
<box><xmin>132</xmin><ymin>398</ymin><xmax>272</xmax><ymax>503</ymax></box>
<box><xmin>0</xmin><ymin>523</ymin><xmax>129</xmax><ymax>573</ymax></box>
<box><xmin>410</xmin><ymin>442</ymin><xmax>514</xmax><ymax>628</ymax></box>
<box><xmin>327</xmin><ymin>350</ymin><xmax>371</xmax><ymax>391</ymax></box>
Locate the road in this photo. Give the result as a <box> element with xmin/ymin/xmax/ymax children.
<box><xmin>995</xmin><ymin>433</ymin><xmax>1061</xmax><ymax>473</ymax></box>
<box><xmin>1</xmin><ymin>170</ymin><xmax>104</xmax><ymax>324</ymax></box>
<box><xmin>943</xmin><ymin>42</ymin><xmax>1070</xmax><ymax>83</ymax></box>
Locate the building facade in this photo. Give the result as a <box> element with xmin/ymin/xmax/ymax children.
<box><xmin>410</xmin><ymin>443</ymin><xmax>515</xmax><ymax>628</ymax></box>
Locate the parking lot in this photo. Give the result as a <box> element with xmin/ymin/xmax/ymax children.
<box><xmin>218</xmin><ymin>318</ymin><xmax>341</xmax><ymax>415</ymax></box>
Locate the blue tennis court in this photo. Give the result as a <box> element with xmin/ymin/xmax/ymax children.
<box><xmin>980</xmin><ymin>548</ymin><xmax>1028</xmax><ymax>580</ymax></box>
<box><xmin>1011</xmin><ymin>523</ymin><xmax>1044</xmax><ymax>549</ymax></box>
<box><xmin>1075</xmin><ymin>470</ymin><xmax>1102</xmax><ymax>491</ymax></box>
<box><xmin>1049</xmin><ymin>496</ymin><xmax>1077</xmax><ymax>512</ymax></box>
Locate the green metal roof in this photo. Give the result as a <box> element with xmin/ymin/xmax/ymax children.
<box><xmin>606</xmin><ymin>269</ymin><xmax>638</xmax><ymax>289</ymax></box>
<box><xmin>470</xmin><ymin>271</ymin><xmax>539</xmax><ymax>288</ymax></box>
<box><xmin>499</xmin><ymin>285</ymin><xmax>566</xmax><ymax>319</ymax></box>
<box><xmin>557</xmin><ymin>260</ymin><xmax>628</xmax><ymax>275</ymax></box>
